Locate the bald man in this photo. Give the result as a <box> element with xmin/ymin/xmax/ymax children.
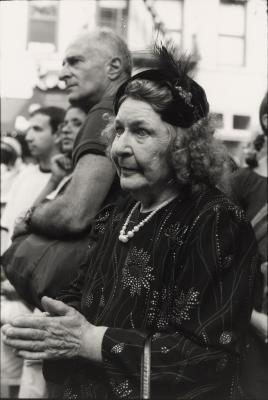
<box><xmin>14</xmin><ymin>28</ymin><xmax>132</xmax><ymax>239</ymax></box>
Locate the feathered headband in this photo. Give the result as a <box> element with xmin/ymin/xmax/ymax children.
<box><xmin>114</xmin><ymin>44</ymin><xmax>209</xmax><ymax>128</ymax></box>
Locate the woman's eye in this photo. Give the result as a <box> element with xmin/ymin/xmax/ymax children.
<box><xmin>115</xmin><ymin>127</ymin><xmax>124</xmax><ymax>136</ymax></box>
<box><xmin>73</xmin><ymin>121</ymin><xmax>83</xmax><ymax>127</ymax></box>
<box><xmin>136</xmin><ymin>129</ymin><xmax>149</xmax><ymax>137</ymax></box>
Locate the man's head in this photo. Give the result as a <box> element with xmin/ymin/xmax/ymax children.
<box><xmin>59</xmin><ymin>28</ymin><xmax>132</xmax><ymax>107</ymax></box>
<box><xmin>26</xmin><ymin>106</ymin><xmax>65</xmax><ymax>161</ymax></box>
<box><xmin>244</xmin><ymin>92</ymin><xmax>267</xmax><ymax>169</ymax></box>
<box><xmin>1</xmin><ymin>136</ymin><xmax>22</xmax><ymax>168</ymax></box>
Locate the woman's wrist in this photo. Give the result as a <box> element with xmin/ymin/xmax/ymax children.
<box><xmin>79</xmin><ymin>323</ymin><xmax>108</xmax><ymax>362</ymax></box>
<box><xmin>251</xmin><ymin>309</ymin><xmax>268</xmax><ymax>340</ymax></box>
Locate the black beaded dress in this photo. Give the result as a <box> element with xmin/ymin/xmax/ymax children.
<box><xmin>44</xmin><ymin>187</ymin><xmax>259</xmax><ymax>400</ymax></box>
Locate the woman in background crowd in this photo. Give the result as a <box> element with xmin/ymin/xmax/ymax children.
<box><xmin>31</xmin><ymin>105</ymin><xmax>88</xmax><ymax>205</ymax></box>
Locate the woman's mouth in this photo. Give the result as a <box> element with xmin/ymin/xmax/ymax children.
<box><xmin>120</xmin><ymin>167</ymin><xmax>139</xmax><ymax>176</ymax></box>
<box><xmin>62</xmin><ymin>139</ymin><xmax>73</xmax><ymax>145</ymax></box>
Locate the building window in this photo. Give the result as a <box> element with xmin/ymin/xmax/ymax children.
<box><xmin>154</xmin><ymin>0</ymin><xmax>183</xmax><ymax>48</ymax></box>
<box><xmin>218</xmin><ymin>0</ymin><xmax>246</xmax><ymax>66</ymax></box>
<box><xmin>233</xmin><ymin>115</ymin><xmax>250</xmax><ymax>129</ymax></box>
<box><xmin>211</xmin><ymin>112</ymin><xmax>224</xmax><ymax>129</ymax></box>
<box><xmin>27</xmin><ymin>1</ymin><xmax>58</xmax><ymax>52</ymax></box>
<box><xmin>97</xmin><ymin>0</ymin><xmax>128</xmax><ymax>38</ymax></box>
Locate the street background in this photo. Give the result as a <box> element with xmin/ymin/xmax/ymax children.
<box><xmin>0</xmin><ymin>0</ymin><xmax>267</xmax><ymax>164</ymax></box>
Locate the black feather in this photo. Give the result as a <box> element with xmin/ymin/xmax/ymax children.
<box><xmin>114</xmin><ymin>41</ymin><xmax>209</xmax><ymax>127</ymax></box>
<box><xmin>153</xmin><ymin>43</ymin><xmax>196</xmax><ymax>88</ymax></box>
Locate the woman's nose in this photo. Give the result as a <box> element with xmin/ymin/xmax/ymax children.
<box><xmin>113</xmin><ymin>132</ymin><xmax>132</xmax><ymax>155</ymax></box>
<box><xmin>61</xmin><ymin>124</ymin><xmax>71</xmax><ymax>134</ymax></box>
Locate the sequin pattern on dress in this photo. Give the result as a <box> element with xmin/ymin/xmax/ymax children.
<box><xmin>95</xmin><ymin>210</ymin><xmax>110</xmax><ymax>234</ymax></box>
<box><xmin>111</xmin><ymin>343</ymin><xmax>125</xmax><ymax>354</ymax></box>
<box><xmin>147</xmin><ymin>290</ymin><xmax>159</xmax><ymax>325</ymax></box>
<box><xmin>219</xmin><ymin>331</ymin><xmax>232</xmax><ymax>345</ymax></box>
<box><xmin>164</xmin><ymin>222</ymin><xmax>189</xmax><ymax>250</ymax></box>
<box><xmin>110</xmin><ymin>379</ymin><xmax>133</xmax><ymax>398</ymax></box>
<box><xmin>172</xmin><ymin>287</ymin><xmax>200</xmax><ymax>324</ymax></box>
<box><xmin>223</xmin><ymin>254</ymin><xmax>234</xmax><ymax>269</ymax></box>
<box><xmin>121</xmin><ymin>247</ymin><xmax>154</xmax><ymax>296</ymax></box>
<box><xmin>84</xmin><ymin>293</ymin><xmax>93</xmax><ymax>308</ymax></box>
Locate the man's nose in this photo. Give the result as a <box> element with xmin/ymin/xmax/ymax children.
<box><xmin>25</xmin><ymin>129</ymin><xmax>34</xmax><ymax>142</ymax></box>
<box><xmin>59</xmin><ymin>64</ymin><xmax>70</xmax><ymax>81</ymax></box>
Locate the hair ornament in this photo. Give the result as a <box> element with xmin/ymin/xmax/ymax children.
<box><xmin>173</xmin><ymin>82</ymin><xmax>193</xmax><ymax>108</ymax></box>
<box><xmin>114</xmin><ymin>42</ymin><xmax>209</xmax><ymax>128</ymax></box>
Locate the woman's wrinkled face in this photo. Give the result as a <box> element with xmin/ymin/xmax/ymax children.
<box><xmin>111</xmin><ymin>98</ymin><xmax>173</xmax><ymax>197</ymax></box>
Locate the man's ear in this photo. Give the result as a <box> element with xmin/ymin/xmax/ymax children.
<box><xmin>106</xmin><ymin>57</ymin><xmax>123</xmax><ymax>81</ymax></box>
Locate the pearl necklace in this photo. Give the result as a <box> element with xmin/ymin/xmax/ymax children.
<box><xmin>118</xmin><ymin>196</ymin><xmax>177</xmax><ymax>243</ymax></box>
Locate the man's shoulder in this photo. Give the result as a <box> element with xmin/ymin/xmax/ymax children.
<box><xmin>72</xmin><ymin>97</ymin><xmax>114</xmax><ymax>166</ymax></box>
<box><xmin>80</xmin><ymin>97</ymin><xmax>114</xmax><ymax>132</ymax></box>
<box><xmin>89</xmin><ymin>97</ymin><xmax>114</xmax><ymax>113</ymax></box>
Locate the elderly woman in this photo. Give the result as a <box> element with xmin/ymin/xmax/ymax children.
<box><xmin>2</xmin><ymin>46</ymin><xmax>258</xmax><ymax>400</ymax></box>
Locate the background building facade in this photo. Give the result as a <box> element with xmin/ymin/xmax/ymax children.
<box><xmin>1</xmin><ymin>0</ymin><xmax>267</xmax><ymax>162</ymax></box>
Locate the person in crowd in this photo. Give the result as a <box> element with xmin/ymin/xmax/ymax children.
<box><xmin>31</xmin><ymin>105</ymin><xmax>87</xmax><ymax>205</ymax></box>
<box><xmin>231</xmin><ymin>94</ymin><xmax>267</xmax><ymax>222</ymax></box>
<box><xmin>2</xmin><ymin>27</ymin><xmax>130</xmax><ymax>397</ymax></box>
<box><xmin>231</xmin><ymin>92</ymin><xmax>267</xmax><ymax>400</ymax></box>
<box><xmin>0</xmin><ymin>106</ymin><xmax>64</xmax><ymax>398</ymax></box>
<box><xmin>1</xmin><ymin>136</ymin><xmax>22</xmax><ymax>169</ymax></box>
<box><xmin>1</xmin><ymin>136</ymin><xmax>25</xmax><ymax>215</ymax></box>
<box><xmin>12</xmin><ymin>27</ymin><xmax>132</xmax><ymax>240</ymax></box>
<box><xmin>1</xmin><ymin>105</ymin><xmax>88</xmax><ymax>400</ymax></box>
<box><xmin>2</xmin><ymin>45</ymin><xmax>258</xmax><ymax>400</ymax></box>
<box><xmin>1</xmin><ymin>106</ymin><xmax>64</xmax><ymax>253</ymax></box>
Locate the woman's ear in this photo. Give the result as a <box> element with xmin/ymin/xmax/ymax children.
<box><xmin>107</xmin><ymin>57</ymin><xmax>123</xmax><ymax>81</ymax></box>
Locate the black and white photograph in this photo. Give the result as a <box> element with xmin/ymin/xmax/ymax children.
<box><xmin>0</xmin><ymin>1</ymin><xmax>267</xmax><ymax>399</ymax></box>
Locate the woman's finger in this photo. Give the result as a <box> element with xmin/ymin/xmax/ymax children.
<box><xmin>18</xmin><ymin>350</ymin><xmax>48</xmax><ymax>360</ymax></box>
<box><xmin>3</xmin><ymin>338</ymin><xmax>46</xmax><ymax>352</ymax></box>
<box><xmin>41</xmin><ymin>296</ymin><xmax>73</xmax><ymax>317</ymax></box>
<box><xmin>12</xmin><ymin>315</ymin><xmax>52</xmax><ymax>329</ymax></box>
<box><xmin>4</xmin><ymin>326</ymin><xmax>46</xmax><ymax>340</ymax></box>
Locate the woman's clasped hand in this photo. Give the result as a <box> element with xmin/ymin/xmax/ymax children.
<box><xmin>2</xmin><ymin>296</ymin><xmax>107</xmax><ymax>362</ymax></box>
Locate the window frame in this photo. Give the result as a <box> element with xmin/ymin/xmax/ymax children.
<box><xmin>218</xmin><ymin>0</ymin><xmax>247</xmax><ymax>67</ymax></box>
<box><xmin>96</xmin><ymin>0</ymin><xmax>129</xmax><ymax>38</ymax></box>
<box><xmin>27</xmin><ymin>1</ymin><xmax>59</xmax><ymax>52</ymax></box>
<box><xmin>153</xmin><ymin>0</ymin><xmax>184</xmax><ymax>49</ymax></box>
